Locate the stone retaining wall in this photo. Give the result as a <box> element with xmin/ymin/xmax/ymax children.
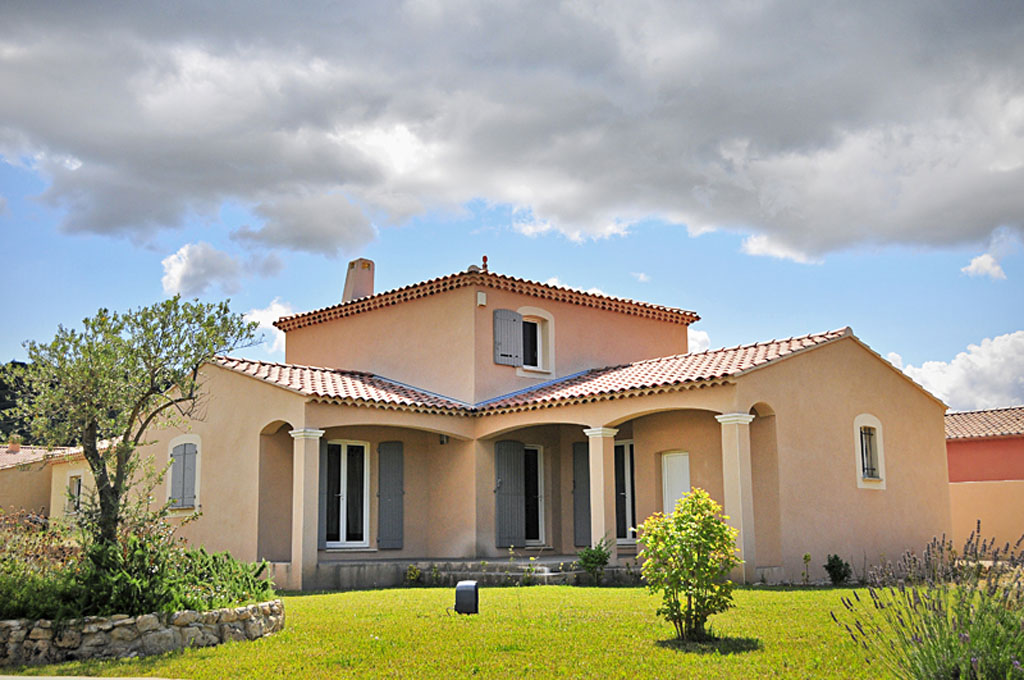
<box><xmin>0</xmin><ymin>598</ymin><xmax>284</xmax><ymax>667</ymax></box>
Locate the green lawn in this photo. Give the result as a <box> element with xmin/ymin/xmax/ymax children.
<box><xmin>15</xmin><ymin>586</ymin><xmax>882</xmax><ymax>678</ymax></box>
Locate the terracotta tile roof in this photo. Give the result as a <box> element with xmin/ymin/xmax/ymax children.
<box><xmin>273</xmin><ymin>268</ymin><xmax>699</xmax><ymax>332</ymax></box>
<box><xmin>479</xmin><ymin>328</ymin><xmax>852</xmax><ymax>411</ymax></box>
<box><xmin>0</xmin><ymin>445</ymin><xmax>78</xmax><ymax>471</ymax></box>
<box><xmin>945</xmin><ymin>406</ymin><xmax>1024</xmax><ymax>439</ymax></box>
<box><xmin>212</xmin><ymin>357</ymin><xmax>474</xmax><ymax>413</ymax></box>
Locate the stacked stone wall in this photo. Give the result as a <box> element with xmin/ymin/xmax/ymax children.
<box><xmin>0</xmin><ymin>599</ymin><xmax>283</xmax><ymax>667</ymax></box>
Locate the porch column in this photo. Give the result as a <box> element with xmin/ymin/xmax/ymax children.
<box><xmin>716</xmin><ymin>413</ymin><xmax>756</xmax><ymax>583</ymax></box>
<box><xmin>583</xmin><ymin>427</ymin><xmax>618</xmax><ymax>558</ymax></box>
<box><xmin>289</xmin><ymin>427</ymin><xmax>324</xmax><ymax>590</ymax></box>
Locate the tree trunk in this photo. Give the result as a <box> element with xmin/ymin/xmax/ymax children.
<box><xmin>81</xmin><ymin>420</ymin><xmax>120</xmax><ymax>546</ymax></box>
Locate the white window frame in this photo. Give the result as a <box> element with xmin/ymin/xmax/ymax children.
<box><xmin>66</xmin><ymin>473</ymin><xmax>83</xmax><ymax>514</ymax></box>
<box><xmin>853</xmin><ymin>414</ymin><xmax>886</xmax><ymax>490</ymax></box>
<box><xmin>516</xmin><ymin>306</ymin><xmax>555</xmax><ymax>377</ymax></box>
<box><xmin>167</xmin><ymin>433</ymin><xmax>202</xmax><ymax>510</ymax></box>
<box><xmin>616</xmin><ymin>439</ymin><xmax>636</xmax><ymax>545</ymax></box>
<box><xmin>661</xmin><ymin>451</ymin><xmax>691</xmax><ymax>515</ymax></box>
<box><xmin>326</xmin><ymin>439</ymin><xmax>372</xmax><ymax>549</ymax></box>
<box><xmin>523</xmin><ymin>444</ymin><xmax>546</xmax><ymax>546</ymax></box>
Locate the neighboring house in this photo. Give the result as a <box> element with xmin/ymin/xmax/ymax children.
<box><xmin>945</xmin><ymin>406</ymin><xmax>1024</xmax><ymax>549</ymax></box>
<box><xmin>41</xmin><ymin>259</ymin><xmax>950</xmax><ymax>590</ymax></box>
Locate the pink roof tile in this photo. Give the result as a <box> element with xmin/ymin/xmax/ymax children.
<box><xmin>0</xmin><ymin>445</ymin><xmax>78</xmax><ymax>471</ymax></box>
<box><xmin>479</xmin><ymin>328</ymin><xmax>851</xmax><ymax>410</ymax></box>
<box><xmin>212</xmin><ymin>357</ymin><xmax>474</xmax><ymax>412</ymax></box>
<box><xmin>945</xmin><ymin>406</ymin><xmax>1024</xmax><ymax>439</ymax></box>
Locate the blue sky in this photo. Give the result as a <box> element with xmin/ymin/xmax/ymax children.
<box><xmin>1</xmin><ymin>2</ymin><xmax>1022</xmax><ymax>411</ymax></box>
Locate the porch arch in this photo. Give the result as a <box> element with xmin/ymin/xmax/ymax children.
<box><xmin>258</xmin><ymin>420</ymin><xmax>294</xmax><ymax>562</ymax></box>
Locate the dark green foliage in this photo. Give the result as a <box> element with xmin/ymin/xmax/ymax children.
<box><xmin>0</xmin><ymin>360</ymin><xmax>33</xmax><ymax>442</ymax></box>
<box><xmin>823</xmin><ymin>554</ymin><xmax>851</xmax><ymax>585</ymax></box>
<box><xmin>834</xmin><ymin>525</ymin><xmax>1024</xmax><ymax>679</ymax></box>
<box><xmin>577</xmin><ymin>537</ymin><xmax>612</xmax><ymax>585</ymax></box>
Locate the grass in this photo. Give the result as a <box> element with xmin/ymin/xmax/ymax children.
<box><xmin>13</xmin><ymin>586</ymin><xmax>882</xmax><ymax>678</ymax></box>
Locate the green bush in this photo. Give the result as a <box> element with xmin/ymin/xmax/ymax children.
<box><xmin>637</xmin><ymin>488</ymin><xmax>741</xmax><ymax>641</ymax></box>
<box><xmin>823</xmin><ymin>554</ymin><xmax>852</xmax><ymax>585</ymax></box>
<box><xmin>835</xmin><ymin>525</ymin><xmax>1024</xmax><ymax>679</ymax></box>
<box><xmin>577</xmin><ymin>537</ymin><xmax>612</xmax><ymax>586</ymax></box>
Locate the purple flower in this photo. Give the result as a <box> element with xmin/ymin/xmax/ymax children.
<box><xmin>959</xmin><ymin>632</ymin><xmax>970</xmax><ymax>644</ymax></box>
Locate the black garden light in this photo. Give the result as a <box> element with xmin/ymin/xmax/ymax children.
<box><xmin>454</xmin><ymin>580</ymin><xmax>479</xmax><ymax>614</ymax></box>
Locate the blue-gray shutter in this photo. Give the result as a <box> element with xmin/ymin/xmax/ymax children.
<box><xmin>573</xmin><ymin>442</ymin><xmax>591</xmax><ymax>547</ymax></box>
<box><xmin>493</xmin><ymin>309</ymin><xmax>523</xmax><ymax>366</ymax></box>
<box><xmin>318</xmin><ymin>438</ymin><xmax>328</xmax><ymax>550</ymax></box>
<box><xmin>494</xmin><ymin>440</ymin><xmax>526</xmax><ymax>548</ymax></box>
<box><xmin>377</xmin><ymin>441</ymin><xmax>404</xmax><ymax>550</ymax></box>
<box><xmin>169</xmin><ymin>444</ymin><xmax>184</xmax><ymax>508</ymax></box>
<box><xmin>181</xmin><ymin>443</ymin><xmax>197</xmax><ymax>507</ymax></box>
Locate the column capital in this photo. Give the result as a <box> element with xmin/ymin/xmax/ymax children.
<box><xmin>715</xmin><ymin>413</ymin><xmax>755</xmax><ymax>426</ymax></box>
<box><xmin>583</xmin><ymin>427</ymin><xmax>619</xmax><ymax>439</ymax></box>
<box><xmin>289</xmin><ymin>428</ymin><xmax>325</xmax><ymax>440</ymax></box>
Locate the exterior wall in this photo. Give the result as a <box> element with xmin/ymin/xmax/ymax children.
<box><xmin>0</xmin><ymin>461</ymin><xmax>52</xmax><ymax>515</ymax></box>
<box><xmin>733</xmin><ymin>337</ymin><xmax>951</xmax><ymax>582</ymax></box>
<box><xmin>949</xmin><ymin>481</ymin><xmax>1024</xmax><ymax>548</ymax></box>
<box><xmin>473</xmin><ymin>287</ymin><xmax>689</xmax><ymax>403</ymax></box>
<box><xmin>947</xmin><ymin>436</ymin><xmax>1024</xmax><ymax>482</ymax></box>
<box><xmin>48</xmin><ymin>458</ymin><xmax>92</xmax><ymax>519</ymax></box>
<box><xmin>258</xmin><ymin>424</ymin><xmax>293</xmax><ymax>562</ymax></box>
<box><xmin>284</xmin><ymin>288</ymin><xmax>478</xmax><ymax>403</ymax></box>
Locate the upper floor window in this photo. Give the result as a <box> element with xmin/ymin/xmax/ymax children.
<box><xmin>168</xmin><ymin>435</ymin><xmax>201</xmax><ymax>509</ymax></box>
<box><xmin>853</xmin><ymin>414</ymin><xmax>886</xmax><ymax>490</ymax></box>
<box><xmin>493</xmin><ymin>306</ymin><xmax>555</xmax><ymax>375</ymax></box>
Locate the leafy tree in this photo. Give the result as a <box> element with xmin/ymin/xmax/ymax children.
<box><xmin>4</xmin><ymin>297</ymin><xmax>255</xmax><ymax>547</ymax></box>
<box><xmin>637</xmin><ymin>488</ymin><xmax>742</xmax><ymax>641</ymax></box>
<box><xmin>0</xmin><ymin>361</ymin><xmax>33</xmax><ymax>442</ymax></box>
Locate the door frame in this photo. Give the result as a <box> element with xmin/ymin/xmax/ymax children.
<box><xmin>325</xmin><ymin>439</ymin><xmax>371</xmax><ymax>549</ymax></box>
<box><xmin>523</xmin><ymin>444</ymin><xmax>545</xmax><ymax>546</ymax></box>
<box><xmin>614</xmin><ymin>439</ymin><xmax>636</xmax><ymax>545</ymax></box>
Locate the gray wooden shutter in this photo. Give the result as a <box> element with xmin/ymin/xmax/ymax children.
<box><xmin>573</xmin><ymin>442</ymin><xmax>591</xmax><ymax>547</ymax></box>
<box><xmin>377</xmin><ymin>441</ymin><xmax>404</xmax><ymax>550</ymax></box>
<box><xmin>493</xmin><ymin>309</ymin><xmax>523</xmax><ymax>366</ymax></box>
<box><xmin>169</xmin><ymin>444</ymin><xmax>184</xmax><ymax>508</ymax></box>
<box><xmin>318</xmin><ymin>438</ymin><xmax>328</xmax><ymax>550</ymax></box>
<box><xmin>181</xmin><ymin>443</ymin><xmax>197</xmax><ymax>507</ymax></box>
<box><xmin>494</xmin><ymin>440</ymin><xmax>526</xmax><ymax>548</ymax></box>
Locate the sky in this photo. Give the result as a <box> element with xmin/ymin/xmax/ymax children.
<box><xmin>1</xmin><ymin>1</ymin><xmax>1022</xmax><ymax>412</ymax></box>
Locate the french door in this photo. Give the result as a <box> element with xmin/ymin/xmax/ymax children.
<box><xmin>325</xmin><ymin>441</ymin><xmax>369</xmax><ymax>547</ymax></box>
<box><xmin>614</xmin><ymin>441</ymin><xmax>636</xmax><ymax>543</ymax></box>
<box><xmin>524</xmin><ymin>446</ymin><xmax>544</xmax><ymax>545</ymax></box>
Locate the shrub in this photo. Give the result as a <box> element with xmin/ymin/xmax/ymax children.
<box><xmin>637</xmin><ymin>488</ymin><xmax>741</xmax><ymax>641</ymax></box>
<box><xmin>824</xmin><ymin>554</ymin><xmax>852</xmax><ymax>586</ymax></box>
<box><xmin>834</xmin><ymin>524</ymin><xmax>1024</xmax><ymax>679</ymax></box>
<box><xmin>577</xmin><ymin>537</ymin><xmax>612</xmax><ymax>586</ymax></box>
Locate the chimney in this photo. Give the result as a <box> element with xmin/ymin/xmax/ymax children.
<box><xmin>342</xmin><ymin>258</ymin><xmax>375</xmax><ymax>302</ymax></box>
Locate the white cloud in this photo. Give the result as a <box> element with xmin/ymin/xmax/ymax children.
<box><xmin>0</xmin><ymin>196</ymin><xmax>7</xmax><ymax>215</ymax></box>
<box><xmin>543</xmin><ymin>276</ymin><xmax>606</xmax><ymax>296</ymax></box>
<box><xmin>885</xmin><ymin>352</ymin><xmax>904</xmax><ymax>369</ymax></box>
<box><xmin>244</xmin><ymin>298</ymin><xmax>294</xmax><ymax>354</ymax></box>
<box><xmin>630</xmin><ymin>272</ymin><xmax>650</xmax><ymax>283</ymax></box>
<box><xmin>961</xmin><ymin>226</ymin><xmax>1019</xmax><ymax>279</ymax></box>
<box><xmin>899</xmin><ymin>331</ymin><xmax>1024</xmax><ymax>411</ymax></box>
<box><xmin>741</xmin><ymin>235</ymin><xmax>822</xmax><ymax>265</ymax></box>
<box><xmin>961</xmin><ymin>253</ymin><xmax>1006</xmax><ymax>280</ymax></box>
<box><xmin>161</xmin><ymin>242</ymin><xmax>241</xmax><ymax>296</ymax></box>
<box><xmin>688</xmin><ymin>328</ymin><xmax>710</xmax><ymax>353</ymax></box>
<box><xmin>2</xmin><ymin>4</ymin><xmax>1023</xmax><ymax>257</ymax></box>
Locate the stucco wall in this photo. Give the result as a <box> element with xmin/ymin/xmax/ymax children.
<box><xmin>949</xmin><ymin>480</ymin><xmax>1024</xmax><ymax>548</ymax></box>
<box><xmin>0</xmin><ymin>461</ymin><xmax>51</xmax><ymax>515</ymax></box>
<box><xmin>947</xmin><ymin>436</ymin><xmax>1024</xmax><ymax>482</ymax></box>
<box><xmin>733</xmin><ymin>337</ymin><xmax>951</xmax><ymax>582</ymax></box>
<box><xmin>284</xmin><ymin>288</ymin><xmax>478</xmax><ymax>403</ymax></box>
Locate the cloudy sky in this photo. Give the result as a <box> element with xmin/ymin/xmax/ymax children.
<box><xmin>2</xmin><ymin>0</ymin><xmax>1022</xmax><ymax>410</ymax></box>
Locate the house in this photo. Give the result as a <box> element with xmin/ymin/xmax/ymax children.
<box><xmin>945</xmin><ymin>406</ymin><xmax>1024</xmax><ymax>549</ymax></box>
<box><xmin>38</xmin><ymin>259</ymin><xmax>951</xmax><ymax>590</ymax></box>
<box><xmin>0</xmin><ymin>444</ymin><xmax>54</xmax><ymax>516</ymax></box>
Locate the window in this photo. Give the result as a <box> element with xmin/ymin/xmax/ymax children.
<box><xmin>614</xmin><ymin>440</ymin><xmax>636</xmax><ymax>543</ymax></box>
<box><xmin>522</xmin><ymin>320</ymin><xmax>541</xmax><ymax>369</ymax></box>
<box><xmin>494</xmin><ymin>440</ymin><xmax>546</xmax><ymax>547</ymax></box>
<box><xmin>168</xmin><ymin>435</ymin><xmax>200</xmax><ymax>509</ymax></box>
<box><xmin>853</xmin><ymin>414</ymin><xmax>886</xmax><ymax>490</ymax></box>
<box><xmin>493</xmin><ymin>306</ymin><xmax>555</xmax><ymax>374</ymax></box>
<box><xmin>66</xmin><ymin>475</ymin><xmax>82</xmax><ymax>513</ymax></box>
<box><xmin>524</xmin><ymin>446</ymin><xmax>545</xmax><ymax>545</ymax></box>
<box><xmin>325</xmin><ymin>440</ymin><xmax>370</xmax><ymax>548</ymax></box>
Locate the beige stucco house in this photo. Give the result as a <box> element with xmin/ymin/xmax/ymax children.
<box><xmin>38</xmin><ymin>259</ymin><xmax>951</xmax><ymax>590</ymax></box>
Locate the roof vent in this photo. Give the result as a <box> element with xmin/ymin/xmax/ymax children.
<box><xmin>342</xmin><ymin>258</ymin><xmax>375</xmax><ymax>303</ymax></box>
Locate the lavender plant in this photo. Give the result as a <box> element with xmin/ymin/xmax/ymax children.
<box><xmin>834</xmin><ymin>523</ymin><xmax>1024</xmax><ymax>679</ymax></box>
